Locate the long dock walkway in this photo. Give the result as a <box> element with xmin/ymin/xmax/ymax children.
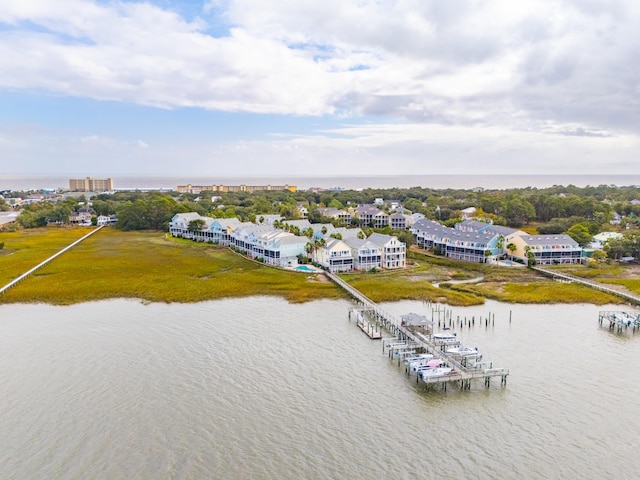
<box><xmin>325</xmin><ymin>271</ymin><xmax>509</xmax><ymax>390</ymax></box>
<box><xmin>532</xmin><ymin>266</ymin><xmax>640</xmax><ymax>305</ymax></box>
<box><xmin>0</xmin><ymin>226</ymin><xmax>105</xmax><ymax>296</ymax></box>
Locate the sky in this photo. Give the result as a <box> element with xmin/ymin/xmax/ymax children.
<box><xmin>0</xmin><ymin>0</ymin><xmax>639</xmax><ymax>177</ymax></box>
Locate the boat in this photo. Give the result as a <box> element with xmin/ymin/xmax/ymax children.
<box><xmin>412</xmin><ymin>359</ymin><xmax>443</xmax><ymax>372</ymax></box>
<box><xmin>419</xmin><ymin>367</ymin><xmax>453</xmax><ymax>380</ymax></box>
<box><xmin>446</xmin><ymin>346</ymin><xmax>480</xmax><ymax>357</ymax></box>
<box><xmin>432</xmin><ymin>330</ymin><xmax>458</xmax><ymax>344</ymax></box>
<box><xmin>403</xmin><ymin>354</ymin><xmax>433</xmax><ymax>365</ymax></box>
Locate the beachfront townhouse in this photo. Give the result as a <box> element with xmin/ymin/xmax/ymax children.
<box><xmin>314</xmin><ymin>238</ymin><xmax>354</xmax><ymax>272</ymax></box>
<box><xmin>367</xmin><ymin>233</ymin><xmax>406</xmax><ymax>269</ymax></box>
<box><xmin>389</xmin><ymin>212</ymin><xmax>412</xmax><ymax>230</ymax></box>
<box><xmin>445</xmin><ymin>229</ymin><xmax>498</xmax><ymax>263</ymax></box>
<box><xmin>455</xmin><ymin>220</ymin><xmax>524</xmax><ymax>243</ymax></box>
<box><xmin>412</xmin><ymin>219</ymin><xmax>451</xmax><ymax>252</ymax></box>
<box><xmin>509</xmin><ymin>234</ymin><xmax>583</xmax><ymax>265</ymax></box>
<box><xmin>250</xmin><ymin>230</ymin><xmax>307</xmax><ymax>267</ymax></box>
<box><xmin>354</xmin><ymin>204</ymin><xmax>389</xmax><ymax>228</ymax></box>
<box><xmin>169</xmin><ymin>212</ymin><xmax>202</xmax><ymax>238</ymax></box>
<box><xmin>170</xmin><ymin>213</ymin><xmax>249</xmax><ymax>245</ymax></box>
<box><xmin>344</xmin><ymin>237</ymin><xmax>383</xmax><ymax>271</ymax></box>
<box><xmin>211</xmin><ymin>218</ymin><xmax>245</xmax><ymax>245</ymax></box>
<box><xmin>453</xmin><ymin>220</ymin><xmax>524</xmax><ymax>263</ymax></box>
<box><xmin>228</xmin><ymin>224</ymin><xmax>273</xmax><ymax>253</ymax></box>
<box><xmin>412</xmin><ymin>218</ymin><xmax>506</xmax><ymax>263</ymax></box>
<box><xmin>317</xmin><ymin>207</ymin><xmax>351</xmax><ymax>226</ymax></box>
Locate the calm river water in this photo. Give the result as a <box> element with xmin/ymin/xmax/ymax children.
<box><xmin>1</xmin><ymin>297</ymin><xmax>639</xmax><ymax>479</ymax></box>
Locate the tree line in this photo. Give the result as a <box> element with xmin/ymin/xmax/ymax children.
<box><xmin>6</xmin><ymin>184</ymin><xmax>640</xmax><ymax>259</ymax></box>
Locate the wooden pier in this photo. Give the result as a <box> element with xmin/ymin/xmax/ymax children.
<box><xmin>326</xmin><ymin>271</ymin><xmax>509</xmax><ymax>391</ymax></box>
<box><xmin>598</xmin><ymin>310</ymin><xmax>640</xmax><ymax>333</ymax></box>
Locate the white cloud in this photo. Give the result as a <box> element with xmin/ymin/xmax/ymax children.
<box><xmin>0</xmin><ymin>0</ymin><xmax>638</xmax><ymax>135</ymax></box>
<box><xmin>1</xmin><ymin>0</ymin><xmax>639</xmax><ymax>178</ymax></box>
<box><xmin>2</xmin><ymin>120</ymin><xmax>638</xmax><ymax>177</ymax></box>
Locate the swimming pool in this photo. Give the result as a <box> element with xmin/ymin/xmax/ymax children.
<box><xmin>294</xmin><ymin>265</ymin><xmax>319</xmax><ymax>272</ymax></box>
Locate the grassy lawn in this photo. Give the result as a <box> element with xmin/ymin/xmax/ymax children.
<box><xmin>0</xmin><ymin>228</ymin><xmax>345</xmax><ymax>305</ymax></box>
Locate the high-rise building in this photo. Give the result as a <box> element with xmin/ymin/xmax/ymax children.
<box><xmin>69</xmin><ymin>177</ymin><xmax>114</xmax><ymax>192</ymax></box>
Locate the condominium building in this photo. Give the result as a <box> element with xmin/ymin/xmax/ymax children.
<box><xmin>69</xmin><ymin>177</ymin><xmax>114</xmax><ymax>192</ymax></box>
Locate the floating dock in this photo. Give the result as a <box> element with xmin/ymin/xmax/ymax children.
<box><xmin>327</xmin><ymin>271</ymin><xmax>509</xmax><ymax>391</ymax></box>
<box><xmin>349</xmin><ymin>308</ymin><xmax>382</xmax><ymax>339</ymax></box>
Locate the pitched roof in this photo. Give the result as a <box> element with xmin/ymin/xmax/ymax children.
<box><xmin>520</xmin><ymin>234</ymin><xmax>580</xmax><ymax>247</ymax></box>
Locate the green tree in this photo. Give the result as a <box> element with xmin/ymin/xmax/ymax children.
<box><xmin>188</xmin><ymin>219</ymin><xmax>206</xmax><ymax>234</ymax></box>
<box><xmin>504</xmin><ymin>196</ymin><xmax>536</xmax><ymax>227</ymax></box>
<box><xmin>567</xmin><ymin>223</ymin><xmax>592</xmax><ymax>247</ymax></box>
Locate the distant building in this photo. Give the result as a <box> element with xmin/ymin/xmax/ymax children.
<box><xmin>176</xmin><ymin>184</ymin><xmax>297</xmax><ymax>193</ymax></box>
<box><xmin>69</xmin><ymin>207</ymin><xmax>95</xmax><ymax>225</ymax></box>
<box><xmin>69</xmin><ymin>177</ymin><xmax>114</xmax><ymax>192</ymax></box>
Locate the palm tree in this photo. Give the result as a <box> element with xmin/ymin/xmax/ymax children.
<box><xmin>524</xmin><ymin>245</ymin><xmax>535</xmax><ymax>267</ymax></box>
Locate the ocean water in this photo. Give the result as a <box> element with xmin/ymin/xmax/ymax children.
<box><xmin>2</xmin><ymin>174</ymin><xmax>640</xmax><ymax>192</ymax></box>
<box><xmin>1</xmin><ymin>297</ymin><xmax>639</xmax><ymax>479</ymax></box>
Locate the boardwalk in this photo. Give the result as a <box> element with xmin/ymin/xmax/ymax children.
<box><xmin>532</xmin><ymin>266</ymin><xmax>640</xmax><ymax>305</ymax></box>
<box><xmin>0</xmin><ymin>226</ymin><xmax>105</xmax><ymax>296</ymax></box>
<box><xmin>325</xmin><ymin>271</ymin><xmax>509</xmax><ymax>390</ymax></box>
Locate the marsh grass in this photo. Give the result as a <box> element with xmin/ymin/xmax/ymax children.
<box><xmin>0</xmin><ymin>228</ymin><xmax>344</xmax><ymax>305</ymax></box>
<box><xmin>548</xmin><ymin>263</ymin><xmax>625</xmax><ymax>279</ymax></box>
<box><xmin>0</xmin><ymin>227</ymin><xmax>89</xmax><ymax>286</ymax></box>
<box><xmin>599</xmin><ymin>278</ymin><xmax>640</xmax><ymax>295</ymax></box>
<box><xmin>340</xmin><ymin>272</ymin><xmax>485</xmax><ymax>306</ymax></box>
<box><xmin>446</xmin><ymin>281</ymin><xmax>622</xmax><ymax>304</ymax></box>
<box><xmin>2</xmin><ymin>227</ymin><xmax>633</xmax><ymax>306</ymax></box>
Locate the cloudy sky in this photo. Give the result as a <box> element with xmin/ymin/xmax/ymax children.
<box><xmin>1</xmin><ymin>0</ymin><xmax>639</xmax><ymax>177</ymax></box>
